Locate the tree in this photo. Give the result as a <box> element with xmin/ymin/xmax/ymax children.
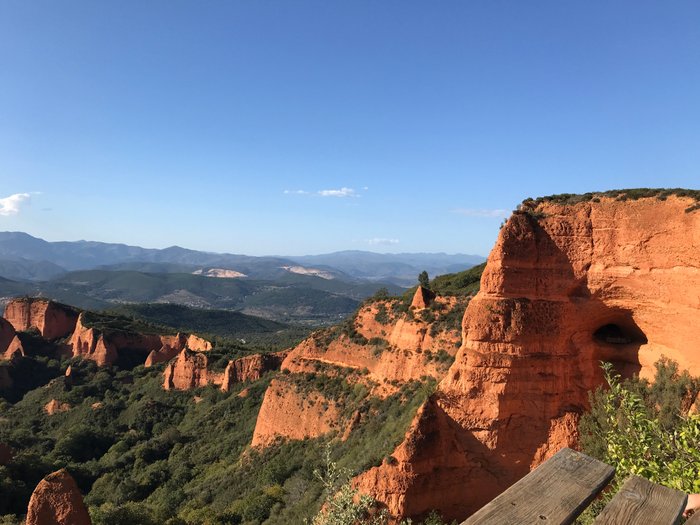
<box><xmin>418</xmin><ymin>271</ymin><xmax>430</xmax><ymax>289</ymax></box>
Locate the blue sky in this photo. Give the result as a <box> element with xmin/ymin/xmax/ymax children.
<box><xmin>1</xmin><ymin>2</ymin><xmax>699</xmax><ymax>256</ymax></box>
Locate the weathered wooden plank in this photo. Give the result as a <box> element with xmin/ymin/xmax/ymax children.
<box><xmin>462</xmin><ymin>448</ymin><xmax>615</xmax><ymax>525</ymax></box>
<box><xmin>593</xmin><ymin>475</ymin><xmax>686</xmax><ymax>525</ymax></box>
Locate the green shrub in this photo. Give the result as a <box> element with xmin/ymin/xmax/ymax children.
<box><xmin>374</xmin><ymin>304</ymin><xmax>390</xmax><ymax>325</ymax></box>
<box><xmin>578</xmin><ymin>360</ymin><xmax>700</xmax><ymax>522</ymax></box>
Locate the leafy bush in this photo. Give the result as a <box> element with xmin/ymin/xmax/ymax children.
<box><xmin>578</xmin><ymin>361</ymin><xmax>700</xmax><ymax>522</ymax></box>
<box><xmin>309</xmin><ymin>447</ymin><xmax>387</xmax><ymax>525</ymax></box>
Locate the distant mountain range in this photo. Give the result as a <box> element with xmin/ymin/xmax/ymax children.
<box><xmin>0</xmin><ymin>232</ymin><xmax>484</xmax><ymax>323</ymax></box>
<box><xmin>287</xmin><ymin>250</ymin><xmax>485</xmax><ymax>286</ymax></box>
<box><xmin>0</xmin><ymin>232</ymin><xmax>485</xmax><ymax>285</ymax></box>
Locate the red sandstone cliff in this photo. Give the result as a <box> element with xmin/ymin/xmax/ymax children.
<box><xmin>25</xmin><ymin>469</ymin><xmax>92</xmax><ymax>525</ymax></box>
<box><xmin>250</xmin><ymin>287</ymin><xmax>466</xmax><ymax>447</ymax></box>
<box><xmin>0</xmin><ymin>316</ymin><xmax>23</xmax><ymax>360</ymax></box>
<box><xmin>221</xmin><ymin>352</ymin><xmax>287</xmax><ymax>391</ymax></box>
<box><xmin>69</xmin><ymin>313</ymin><xmax>212</xmax><ymax>367</ymax></box>
<box><xmin>251</xmin><ymin>377</ymin><xmax>342</xmax><ymax>447</ymax></box>
<box><xmin>163</xmin><ymin>349</ymin><xmax>286</xmax><ymax>391</ymax></box>
<box><xmin>68</xmin><ymin>314</ymin><xmax>117</xmax><ymax>367</ymax></box>
<box><xmin>355</xmin><ymin>194</ymin><xmax>700</xmax><ymax>521</ymax></box>
<box><xmin>4</xmin><ymin>298</ymin><xmax>78</xmax><ymax>340</ymax></box>
<box><xmin>163</xmin><ymin>349</ymin><xmax>213</xmax><ymax>390</ymax></box>
<box><xmin>145</xmin><ymin>333</ymin><xmax>213</xmax><ymax>366</ymax></box>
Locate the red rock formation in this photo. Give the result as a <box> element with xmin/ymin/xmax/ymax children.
<box><xmin>355</xmin><ymin>194</ymin><xmax>700</xmax><ymax>521</ymax></box>
<box><xmin>250</xmin><ymin>294</ymin><xmax>465</xmax><ymax>449</ymax></box>
<box><xmin>251</xmin><ymin>377</ymin><xmax>342</xmax><ymax>447</ymax></box>
<box><xmin>163</xmin><ymin>349</ymin><xmax>284</xmax><ymax>391</ymax></box>
<box><xmin>44</xmin><ymin>399</ymin><xmax>71</xmax><ymax>415</ymax></box>
<box><xmin>68</xmin><ymin>314</ymin><xmax>117</xmax><ymax>366</ymax></box>
<box><xmin>0</xmin><ymin>316</ymin><xmax>23</xmax><ymax>360</ymax></box>
<box><xmin>25</xmin><ymin>469</ymin><xmax>92</xmax><ymax>525</ymax></box>
<box><xmin>163</xmin><ymin>350</ymin><xmax>212</xmax><ymax>390</ymax></box>
<box><xmin>186</xmin><ymin>334</ymin><xmax>212</xmax><ymax>352</ymax></box>
<box><xmin>410</xmin><ymin>286</ymin><xmax>436</xmax><ymax>310</ymax></box>
<box><xmin>145</xmin><ymin>333</ymin><xmax>212</xmax><ymax>367</ymax></box>
<box><xmin>285</xmin><ymin>298</ymin><xmax>463</xmax><ymax>386</ymax></box>
<box><xmin>69</xmin><ymin>314</ymin><xmax>212</xmax><ymax>368</ymax></box>
<box><xmin>221</xmin><ymin>352</ymin><xmax>287</xmax><ymax>391</ymax></box>
<box><xmin>4</xmin><ymin>298</ymin><xmax>78</xmax><ymax>340</ymax></box>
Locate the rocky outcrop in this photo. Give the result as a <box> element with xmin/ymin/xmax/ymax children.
<box><xmin>163</xmin><ymin>350</ymin><xmax>212</xmax><ymax>390</ymax></box>
<box><xmin>250</xmin><ymin>293</ymin><xmax>466</xmax><ymax>449</ymax></box>
<box><xmin>282</xmin><ymin>296</ymin><xmax>463</xmax><ymax>390</ymax></box>
<box><xmin>186</xmin><ymin>334</ymin><xmax>212</xmax><ymax>352</ymax></box>
<box><xmin>68</xmin><ymin>314</ymin><xmax>118</xmax><ymax>367</ymax></box>
<box><xmin>69</xmin><ymin>314</ymin><xmax>212</xmax><ymax>368</ymax></box>
<box><xmin>44</xmin><ymin>399</ymin><xmax>71</xmax><ymax>415</ymax></box>
<box><xmin>355</xmin><ymin>194</ymin><xmax>700</xmax><ymax>521</ymax></box>
<box><xmin>25</xmin><ymin>469</ymin><xmax>92</xmax><ymax>525</ymax></box>
<box><xmin>410</xmin><ymin>286</ymin><xmax>436</xmax><ymax>310</ymax></box>
<box><xmin>221</xmin><ymin>352</ymin><xmax>287</xmax><ymax>391</ymax></box>
<box><xmin>4</xmin><ymin>298</ymin><xmax>78</xmax><ymax>340</ymax></box>
<box><xmin>251</xmin><ymin>378</ymin><xmax>342</xmax><ymax>447</ymax></box>
<box><xmin>0</xmin><ymin>316</ymin><xmax>23</xmax><ymax>360</ymax></box>
<box><xmin>164</xmin><ymin>349</ymin><xmax>285</xmax><ymax>391</ymax></box>
<box><xmin>144</xmin><ymin>333</ymin><xmax>213</xmax><ymax>366</ymax></box>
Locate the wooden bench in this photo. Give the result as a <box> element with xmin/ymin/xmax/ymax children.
<box><xmin>462</xmin><ymin>448</ymin><xmax>689</xmax><ymax>524</ymax></box>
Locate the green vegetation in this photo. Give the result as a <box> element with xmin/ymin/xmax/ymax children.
<box><xmin>374</xmin><ymin>304</ymin><xmax>390</xmax><ymax>325</ymax></box>
<box><xmin>81</xmin><ymin>309</ymin><xmax>178</xmax><ymax>336</ymax></box>
<box><xmin>418</xmin><ymin>271</ymin><xmax>430</xmax><ymax>289</ymax></box>
<box><xmin>422</xmin><ymin>264</ymin><xmax>484</xmax><ymax>298</ymax></box>
<box><xmin>577</xmin><ymin>359</ymin><xmax>700</xmax><ymax>522</ymax></box>
<box><xmin>0</xmin><ymin>342</ymin><xmax>437</xmax><ymax>525</ymax></box>
<box><xmin>309</xmin><ymin>446</ymin><xmax>386</xmax><ymax>525</ymax></box>
<box><xmin>106</xmin><ymin>303</ymin><xmax>311</xmax><ymax>350</ymax></box>
<box><xmin>523</xmin><ymin>188</ymin><xmax>700</xmax><ymax>212</ymax></box>
<box><xmin>429</xmin><ymin>298</ymin><xmax>470</xmax><ymax>337</ymax></box>
<box><xmin>311</xmin><ymin>448</ymin><xmax>454</xmax><ymax>525</ymax></box>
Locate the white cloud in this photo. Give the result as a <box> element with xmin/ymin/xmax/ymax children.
<box><xmin>452</xmin><ymin>208</ymin><xmax>510</xmax><ymax>218</ymax></box>
<box><xmin>318</xmin><ymin>187</ymin><xmax>357</xmax><ymax>198</ymax></box>
<box><xmin>284</xmin><ymin>187</ymin><xmax>360</xmax><ymax>198</ymax></box>
<box><xmin>0</xmin><ymin>193</ymin><xmax>32</xmax><ymax>216</ymax></box>
<box><xmin>368</xmin><ymin>238</ymin><xmax>400</xmax><ymax>246</ymax></box>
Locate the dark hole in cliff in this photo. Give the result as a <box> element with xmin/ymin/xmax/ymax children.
<box><xmin>592</xmin><ymin>318</ymin><xmax>647</xmax><ymax>379</ymax></box>
<box><xmin>594</xmin><ymin>323</ymin><xmax>647</xmax><ymax>345</ymax></box>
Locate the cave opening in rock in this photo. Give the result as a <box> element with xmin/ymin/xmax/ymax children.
<box><xmin>593</xmin><ymin>323</ymin><xmax>647</xmax><ymax>345</ymax></box>
<box><xmin>591</xmin><ymin>316</ymin><xmax>647</xmax><ymax>379</ymax></box>
<box><xmin>593</xmin><ymin>323</ymin><xmax>648</xmax><ymax>345</ymax></box>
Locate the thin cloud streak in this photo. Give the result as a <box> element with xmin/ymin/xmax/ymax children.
<box><xmin>368</xmin><ymin>238</ymin><xmax>399</xmax><ymax>246</ymax></box>
<box><xmin>318</xmin><ymin>187</ymin><xmax>357</xmax><ymax>197</ymax></box>
<box><xmin>0</xmin><ymin>193</ymin><xmax>32</xmax><ymax>216</ymax></box>
<box><xmin>284</xmin><ymin>187</ymin><xmax>361</xmax><ymax>198</ymax></box>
